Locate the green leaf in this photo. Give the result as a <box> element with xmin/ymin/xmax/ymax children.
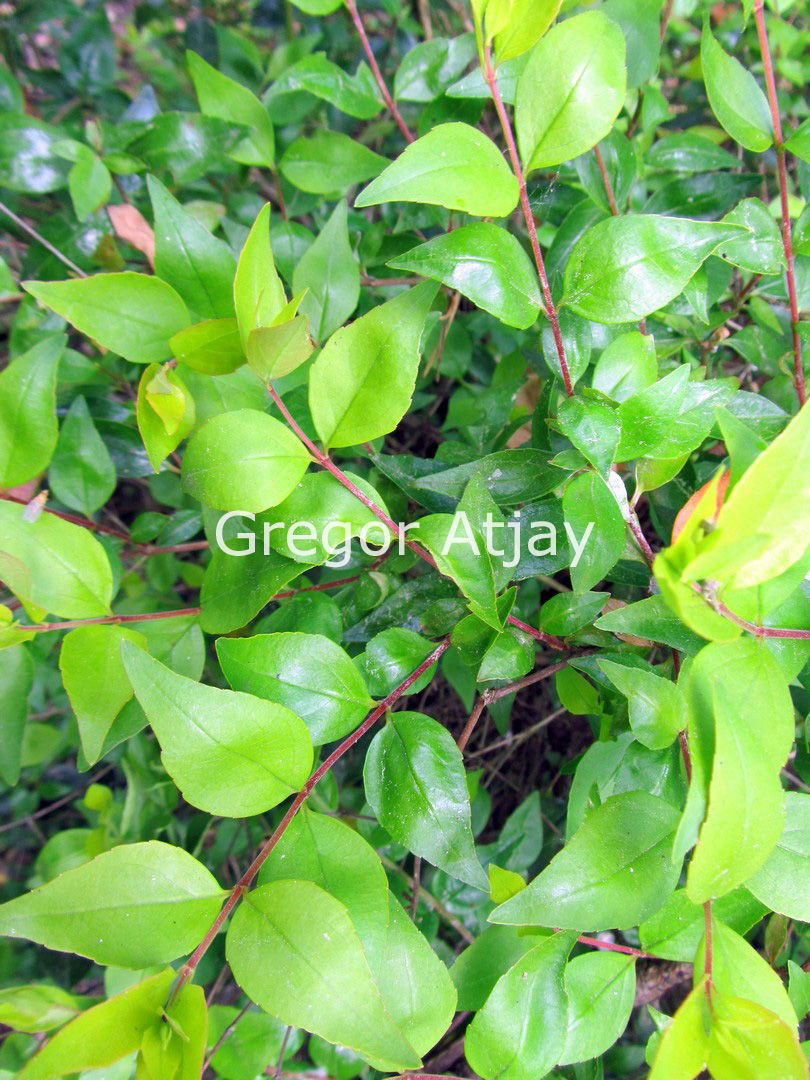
<box><xmin>721</xmin><ymin>199</ymin><xmax>785</xmax><ymax>275</ymax></box>
<box><xmin>217</xmin><ymin>632</ymin><xmax>373</xmax><ymax>746</ymax></box>
<box><xmin>280</xmin><ymin>130</ymin><xmax>388</xmax><ymax>194</ymax></box>
<box><xmin>364</xmin><ymin>710</ymin><xmax>489</xmax><ymax>890</ymax></box>
<box><xmin>595</xmin><ymin>594</ymin><xmax>706</xmax><ymax>653</ymax></box>
<box><xmin>0</xmin><ymin>501</ymin><xmax>113</xmax><ymax>618</ymax></box>
<box><xmin>59</xmin><ymin>625</ymin><xmax>148</xmax><ymax>765</ymax></box>
<box><xmin>187</xmin><ymin>50</ymin><xmax>275</xmax><ymax>167</ymax></box>
<box><xmin>516</xmin><ymin>11</ymin><xmax>626</xmax><ymax>172</ymax></box>
<box><xmin>640</xmin><ymin>886</ymin><xmax>768</xmax><ymax>962</ymax></box>
<box><xmin>66</xmin><ymin>150</ymin><xmax>111</xmax><ymax>222</ymax></box>
<box><xmin>707</xmin><ymin>993</ymin><xmax>807</xmax><ymax>1080</ymax></box>
<box><xmin>266</xmin><ymin>55</ymin><xmax>383</xmax><ymax>121</ymax></box>
<box><xmin>148</xmin><ymin>175</ymin><xmax>236</xmax><ymax>321</ymax></box>
<box><xmin>539</xmin><ymin>590</ymin><xmax>608</xmax><ymax>637</ymax></box>
<box><xmin>0</xmin><ymin>644</ymin><xmax>34</xmax><ymax>786</ymax></box>
<box><xmin>648</xmin><ymin>979</ymin><xmax>710</xmax><ymax>1079</ymax></box>
<box><xmin>24</xmin><ymin>273</ymin><xmax>190</xmax><ymax>365</ymax></box>
<box><xmin>557</xmin><ymin>397</ymin><xmax>620</xmax><ymax>476</ymax></box>
<box><xmin>122</xmin><ymin>643</ymin><xmax>312</xmax><ymax>815</ymax></box>
<box><xmin>451</xmin><ymin>926</ymin><xmax>539</xmax><ymax>1011</ymax></box>
<box><xmin>309</xmin><ymin>281</ymin><xmax>437</xmax><ymax>448</ymax></box>
<box><xmin>591</xmin><ymin>331</ymin><xmax>657</xmax><ymax>403</ymax></box>
<box><xmin>696</xmin><ymin>921</ymin><xmax>796</xmax><ymax>1028</ymax></box>
<box><xmin>691</xmin><ymin>401</ymin><xmax>810</xmax><ymax>589</ymax></box>
<box><xmin>226</xmin><ymin>880</ymin><xmax>422</xmax><ymax>1071</ymax></box>
<box><xmin>257</xmin><ymin>809</ymin><xmax>389</xmax><ymax>944</ymax></box>
<box><xmin>355</xmin><ymin>123</ymin><xmax>519</xmax><ymax>217</ymax></box>
<box><xmin>137</xmin><ymin>362</ymin><xmax>196</xmax><ymax>473</ymax></box>
<box><xmin>563</xmin><ymin>216</ymin><xmax>746</xmax><ymax>323</ymax></box>
<box><xmin>0</xmin><ymin>334</ymin><xmax>63</xmax><ymax>488</ymax></box>
<box><xmin>0</xmin><ymin>842</ymin><xmax>224</xmax><ymax>967</ymax></box>
<box><xmin>417</xmin><ymin>512</ymin><xmax>501</xmax><ymax>629</ymax></box>
<box><xmin>602</xmin><ymin>0</ymin><xmax>660</xmax><ymax>88</ymax></box>
<box><xmin>465</xmin><ymin>931</ymin><xmax>576</xmax><ymax>1080</ymax></box>
<box><xmin>17</xmin><ymin>968</ymin><xmax>176</xmax><ymax>1080</ymax></box>
<box><xmin>293</xmin><ymin>199</ymin><xmax>359</xmax><ymax>344</ymax></box>
<box><xmin>598</xmin><ymin>659</ymin><xmax>687</xmax><ymax>750</ymax></box>
<box><xmin>701</xmin><ymin>23</ymin><xmax>773</xmax><ymax>152</ymax></box>
<box><xmin>357</xmin><ymin>628</ymin><xmax>439</xmax><ymax>697</ymax></box>
<box><xmin>785</xmin><ymin>117</ymin><xmax>810</xmax><ymax>163</ymax></box>
<box><xmin>0</xmin><ymin>984</ymin><xmax>82</xmax><ymax>1034</ymax></box>
<box><xmin>747</xmin><ymin>793</ymin><xmax>810</xmax><ymax>921</ymax></box>
<box><xmin>684</xmin><ymin>640</ymin><xmax>793</xmax><ymax>903</ymax></box>
<box><xmin>493</xmin><ymin>0</ymin><xmax>562</xmax><ymax>64</ymax></box>
<box><xmin>616</xmin><ymin>366</ymin><xmax>691</xmax><ymax>461</ymax></box>
<box><xmin>139</xmin><ymin>981</ymin><xmax>207</xmax><ymax>1080</ymax></box>
<box><xmin>181</xmin><ymin>409</ymin><xmax>310</xmax><ymax>513</ymax></box>
<box><xmin>233</xmin><ymin>204</ymin><xmax>287</xmax><ymax>349</ymax></box>
<box><xmin>388</xmin><ymin>223</ymin><xmax>541</xmax><ymax>329</ymax></box>
<box><xmin>394</xmin><ymin>35</ymin><xmax>478</xmax><ymax>101</ymax></box>
<box><xmin>49</xmin><ymin>396</ymin><xmax>116</xmax><ymax>514</ymax></box>
<box><xmin>559</xmin><ymin>952</ymin><xmax>636</xmax><ymax>1065</ymax></box>
<box><xmin>247</xmin><ymin>314</ymin><xmax>314</xmax><ymax>381</ymax></box>
<box><xmin>563</xmin><ymin>472</ymin><xmax>626</xmax><ymax>593</ymax></box>
<box><xmin>170</xmin><ymin>319</ymin><xmax>245</xmax><ymax>375</ymax></box>
<box><xmin>490</xmin><ymin>792</ymin><xmax>682</xmax><ymax>930</ymax></box>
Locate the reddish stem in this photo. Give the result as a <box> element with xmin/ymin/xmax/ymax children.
<box><xmin>482</xmin><ymin>47</ymin><xmax>573</xmax><ymax>397</ymax></box>
<box><xmin>172</xmin><ymin>637</ymin><xmax>452</xmax><ymax>997</ymax></box>
<box><xmin>713</xmin><ymin>598</ymin><xmax>810</xmax><ymax>639</ymax></box>
<box><xmin>628</xmin><ymin>510</ymin><xmax>655</xmax><ymax>567</ymax></box>
<box><xmin>593</xmin><ymin>145</ymin><xmax>619</xmax><ymax>215</ymax></box>
<box><xmin>575</xmin><ymin>934</ymin><xmax>659</xmax><ymax>960</ymax></box>
<box><xmin>24</xmin><ymin>607</ymin><xmax>202</xmax><ymax>633</ymax></box>
<box><xmin>660</xmin><ymin>0</ymin><xmax>675</xmax><ymax>42</ymax></box>
<box><xmin>753</xmin><ymin>0</ymin><xmax>805</xmax><ymax>407</ymax></box>
<box><xmin>267</xmin><ymin>384</ymin><xmax>565</xmax><ymax>651</ymax></box>
<box><xmin>344</xmin><ymin>0</ymin><xmax>414</xmax><ymax>144</ymax></box>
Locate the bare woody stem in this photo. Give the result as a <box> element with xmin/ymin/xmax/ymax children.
<box><xmin>344</xmin><ymin>0</ymin><xmax>415</xmax><ymax>144</ymax></box>
<box><xmin>171</xmin><ymin>637</ymin><xmax>452</xmax><ymax>999</ymax></box>
<box><xmin>753</xmin><ymin>0</ymin><xmax>805</xmax><ymax>407</ymax></box>
<box><xmin>267</xmin><ymin>384</ymin><xmax>565</xmax><ymax>651</ymax></box>
<box><xmin>0</xmin><ymin>199</ymin><xmax>87</xmax><ymax>278</ymax></box>
<box><xmin>482</xmin><ymin>47</ymin><xmax>574</xmax><ymax>397</ymax></box>
<box><xmin>593</xmin><ymin>145</ymin><xmax>619</xmax><ymax>216</ymax></box>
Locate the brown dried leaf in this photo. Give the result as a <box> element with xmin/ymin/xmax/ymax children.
<box><xmin>108</xmin><ymin>204</ymin><xmax>155</xmax><ymax>268</ymax></box>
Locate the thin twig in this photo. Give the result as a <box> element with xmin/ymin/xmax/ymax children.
<box><xmin>344</xmin><ymin>0</ymin><xmax>415</xmax><ymax>143</ymax></box>
<box><xmin>482</xmin><ymin>48</ymin><xmax>573</xmax><ymax>396</ymax></box>
<box><xmin>202</xmin><ymin>1001</ymin><xmax>252</xmax><ymax>1073</ymax></box>
<box><xmin>0</xmin><ymin>200</ymin><xmax>87</xmax><ymax>278</ymax></box>
<box><xmin>593</xmin><ymin>145</ymin><xmax>619</xmax><ymax>215</ymax></box>
<box><xmin>753</xmin><ymin>0</ymin><xmax>805</xmax><ymax>406</ymax></box>
<box><xmin>380</xmin><ymin>853</ymin><xmax>475</xmax><ymax>944</ymax></box>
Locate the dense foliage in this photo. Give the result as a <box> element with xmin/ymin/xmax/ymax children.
<box><xmin>1</xmin><ymin>0</ymin><xmax>810</xmax><ymax>1076</ymax></box>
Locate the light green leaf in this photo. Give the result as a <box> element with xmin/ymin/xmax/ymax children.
<box><xmin>648</xmin><ymin>979</ymin><xmax>710</xmax><ymax>1080</ymax></box>
<box><xmin>226</xmin><ymin>880</ymin><xmax>421</xmax><ymax>1071</ymax></box>
<box><xmin>563</xmin><ymin>471</ymin><xmax>625</xmax><ymax>593</ymax></box>
<box><xmin>59</xmin><ymin>625</ymin><xmax>148</xmax><ymax>765</ymax></box>
<box><xmin>465</xmin><ymin>931</ymin><xmax>576</xmax><ymax>1080</ymax></box>
<box><xmin>0</xmin><ymin>335</ymin><xmax>63</xmax><ymax>488</ymax></box>
<box><xmin>23</xmin><ymin>273</ymin><xmax>190</xmax><ymax>365</ymax></box>
<box><xmin>563</xmin><ymin>216</ymin><xmax>746</xmax><ymax>323</ymax></box>
<box><xmin>559</xmin><ymin>952</ymin><xmax>636</xmax><ymax>1065</ymax></box>
<box><xmin>280</xmin><ymin>130</ymin><xmax>388</xmax><ymax>194</ymax></box>
<box><xmin>17</xmin><ymin>968</ymin><xmax>175</xmax><ymax>1080</ymax></box>
<box><xmin>598</xmin><ymin>659</ymin><xmax>687</xmax><ymax>750</ymax></box>
<box><xmin>0</xmin><ymin>983</ymin><xmax>82</xmax><ymax>1034</ymax></box>
<box><xmin>217</xmin><ymin>632</ymin><xmax>373</xmax><ymax>746</ymax></box>
<box><xmin>557</xmin><ymin>396</ymin><xmax>620</xmax><ymax>476</ymax></box>
<box><xmin>417</xmin><ymin>512</ymin><xmax>501</xmax><ymax>630</ymax></box>
<box><xmin>138</xmin><ymin>981</ymin><xmax>207</xmax><ymax>1080</ymax></box>
<box><xmin>49</xmin><ymin>396</ymin><xmax>116</xmax><ymax>514</ymax></box>
<box><xmin>747</xmin><ymin>792</ymin><xmax>810</xmax><ymax>921</ymax></box>
<box><xmin>170</xmin><ymin>319</ymin><xmax>245</xmax><ymax>375</ymax></box>
<box><xmin>684</xmin><ymin>640</ymin><xmax>793</xmax><ymax>903</ymax></box>
<box><xmin>707</xmin><ymin>993</ymin><xmax>807</xmax><ymax>1080</ymax></box>
<box><xmin>591</xmin><ymin>331</ymin><xmax>658</xmax><ymax>403</ymax></box>
<box><xmin>491</xmin><ymin>792</ymin><xmax>682</xmax><ymax>930</ymax></box>
<box><xmin>293</xmin><ymin>199</ymin><xmax>359</xmax><ymax>343</ymax></box>
<box><xmin>0</xmin><ymin>501</ymin><xmax>113</xmax><ymax>618</ymax></box>
<box><xmin>181</xmin><ymin>409</ymin><xmax>310</xmax><ymax>513</ymax></box>
<box><xmin>364</xmin><ymin>710</ymin><xmax>489</xmax><ymax>890</ymax></box>
<box><xmin>701</xmin><ymin>23</ymin><xmax>773</xmax><ymax>152</ymax></box>
<box><xmin>122</xmin><ymin>644</ymin><xmax>313</xmax><ymax>816</ymax></box>
<box><xmin>494</xmin><ymin>0</ymin><xmax>562</xmax><ymax>64</ymax></box>
<box><xmin>67</xmin><ymin>151</ymin><xmax>111</xmax><ymax>222</ymax></box>
<box><xmin>355</xmin><ymin>123</ymin><xmax>519</xmax><ymax>218</ymax></box>
<box><xmin>309</xmin><ymin>281</ymin><xmax>437</xmax><ymax>448</ymax></box>
<box><xmin>187</xmin><ymin>50</ymin><xmax>275</xmax><ymax>167</ymax></box>
<box><xmin>696</xmin><ymin>921</ymin><xmax>796</xmax><ymax>1028</ymax></box>
<box><xmin>233</xmin><ymin>204</ymin><xmax>287</xmax><ymax>349</ymax></box>
<box><xmin>0</xmin><ymin>644</ymin><xmax>34</xmax><ymax>786</ymax></box>
<box><xmin>451</xmin><ymin>926</ymin><xmax>539</xmax><ymax>1011</ymax></box>
<box><xmin>137</xmin><ymin>362</ymin><xmax>196</xmax><ymax>473</ymax></box>
<box><xmin>148</xmin><ymin>174</ymin><xmax>236</xmax><ymax>321</ymax></box>
<box><xmin>0</xmin><ymin>842</ymin><xmax>224</xmax><ymax>967</ymax></box>
<box><xmin>694</xmin><ymin>401</ymin><xmax>810</xmax><ymax>589</ymax></box>
<box><xmin>516</xmin><ymin>11</ymin><xmax>626</xmax><ymax>171</ymax></box>
<box><xmin>640</xmin><ymin>886</ymin><xmax>768</xmax><ymax>962</ymax></box>
<box><xmin>388</xmin><ymin>223</ymin><xmax>541</xmax><ymax>329</ymax></box>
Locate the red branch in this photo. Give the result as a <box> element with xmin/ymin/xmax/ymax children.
<box><xmin>593</xmin><ymin>145</ymin><xmax>619</xmax><ymax>216</ymax></box>
<box><xmin>344</xmin><ymin>0</ymin><xmax>414</xmax><ymax>144</ymax></box>
<box><xmin>482</xmin><ymin>47</ymin><xmax>573</xmax><ymax>396</ymax></box>
<box><xmin>171</xmin><ymin>636</ymin><xmax>452</xmax><ymax>998</ymax></box>
<box><xmin>753</xmin><ymin>0</ymin><xmax>805</xmax><ymax>407</ymax></box>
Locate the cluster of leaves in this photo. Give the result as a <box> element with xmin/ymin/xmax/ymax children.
<box><xmin>1</xmin><ymin>0</ymin><xmax>810</xmax><ymax>1077</ymax></box>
